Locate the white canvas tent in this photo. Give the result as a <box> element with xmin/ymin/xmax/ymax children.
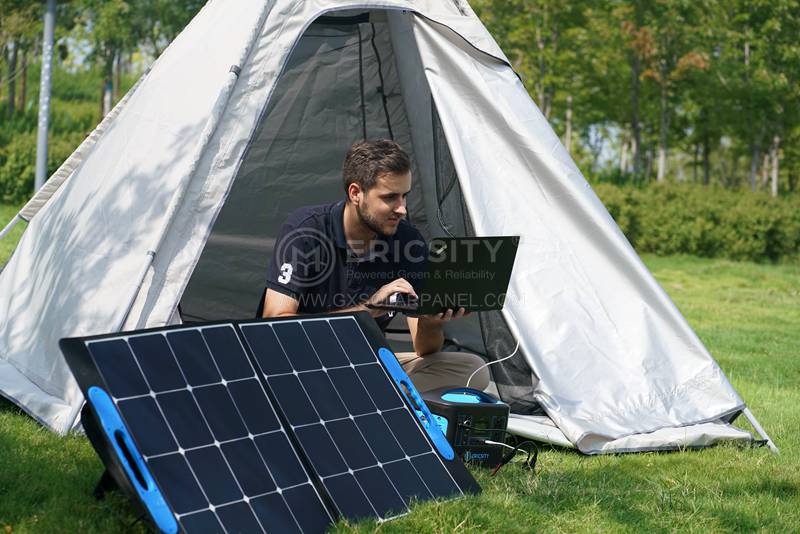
<box><xmin>0</xmin><ymin>0</ymin><xmax>776</xmax><ymax>454</ymax></box>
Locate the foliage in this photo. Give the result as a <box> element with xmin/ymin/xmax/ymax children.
<box><xmin>0</xmin><ymin>0</ymin><xmax>202</xmax><ymax>205</ymax></box>
<box><xmin>595</xmin><ymin>182</ymin><xmax>800</xmax><ymax>262</ymax></box>
<box><xmin>0</xmin><ymin>131</ymin><xmax>86</xmax><ymax>204</ymax></box>
<box><xmin>0</xmin><ymin>62</ymin><xmax>131</xmax><ymax>205</ymax></box>
<box><xmin>473</xmin><ymin>0</ymin><xmax>800</xmax><ymax>193</ymax></box>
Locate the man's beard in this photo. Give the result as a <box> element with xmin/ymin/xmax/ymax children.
<box><xmin>356</xmin><ymin>201</ymin><xmax>396</xmax><ymax>236</ymax></box>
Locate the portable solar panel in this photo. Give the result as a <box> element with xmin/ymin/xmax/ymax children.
<box><xmin>61</xmin><ymin>312</ymin><xmax>480</xmax><ymax>533</ymax></box>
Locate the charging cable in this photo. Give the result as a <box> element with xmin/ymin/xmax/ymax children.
<box><xmin>465</xmin><ymin>338</ymin><xmax>520</xmax><ymax>389</ymax></box>
<box><xmin>465</xmin><ymin>308</ymin><xmax>522</xmax><ymax>389</ymax></box>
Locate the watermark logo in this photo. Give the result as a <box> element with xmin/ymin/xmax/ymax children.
<box><xmin>464</xmin><ymin>450</ymin><xmax>490</xmax><ymax>462</ymax></box>
<box><xmin>274</xmin><ymin>227</ymin><xmax>336</xmax><ymax>288</ymax></box>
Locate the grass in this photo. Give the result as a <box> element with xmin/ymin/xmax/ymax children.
<box><xmin>0</xmin><ymin>205</ymin><xmax>798</xmax><ymax>533</ymax></box>
<box><xmin>0</xmin><ymin>204</ymin><xmax>26</xmax><ymax>266</ymax></box>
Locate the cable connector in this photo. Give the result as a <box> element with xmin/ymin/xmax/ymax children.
<box><xmin>489</xmin><ymin>440</ymin><xmax>539</xmax><ymax>476</ymax></box>
<box><xmin>490</xmin><ymin>449</ymin><xmax>518</xmax><ymax>476</ymax></box>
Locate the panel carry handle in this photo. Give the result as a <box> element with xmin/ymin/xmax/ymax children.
<box><xmin>377</xmin><ymin>348</ymin><xmax>455</xmax><ymax>460</ymax></box>
<box><xmin>88</xmin><ymin>387</ymin><xmax>178</xmax><ymax>533</ymax></box>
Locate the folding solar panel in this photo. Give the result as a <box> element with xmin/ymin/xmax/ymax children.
<box><xmin>61</xmin><ymin>312</ymin><xmax>479</xmax><ymax>533</ymax></box>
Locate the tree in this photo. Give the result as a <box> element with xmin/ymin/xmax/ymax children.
<box><xmin>0</xmin><ymin>1</ymin><xmax>40</xmax><ymax>120</ymax></box>
<box><xmin>630</xmin><ymin>1</ymin><xmax>711</xmax><ymax>182</ymax></box>
<box><xmin>129</xmin><ymin>0</ymin><xmax>205</xmax><ymax>58</ymax></box>
<box><xmin>77</xmin><ymin>0</ymin><xmax>136</xmax><ymax>116</ymax></box>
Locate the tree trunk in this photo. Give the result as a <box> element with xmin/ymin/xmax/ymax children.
<box><xmin>702</xmin><ymin>133</ymin><xmax>711</xmax><ymax>186</ymax></box>
<box><xmin>656</xmin><ymin>70</ymin><xmax>669</xmax><ymax>182</ymax></box>
<box><xmin>544</xmin><ymin>26</ymin><xmax>558</xmax><ymax>119</ymax></box>
<box><xmin>150</xmin><ymin>36</ymin><xmax>162</xmax><ymax>60</ymax></box>
<box><xmin>630</xmin><ymin>3</ymin><xmax>644</xmax><ymax>177</ymax></box>
<box><xmin>760</xmin><ymin>153</ymin><xmax>769</xmax><ymax>189</ymax></box>
<box><xmin>644</xmin><ymin>146</ymin><xmax>653</xmax><ymax>181</ymax></box>
<box><xmin>630</xmin><ymin>53</ymin><xmax>642</xmax><ymax>175</ymax></box>
<box><xmin>770</xmin><ymin>135</ymin><xmax>780</xmax><ymax>197</ymax></box>
<box><xmin>620</xmin><ymin>132</ymin><xmax>629</xmax><ymax>173</ymax></box>
<box><xmin>17</xmin><ymin>46</ymin><xmax>27</xmax><ymax>111</ymax></box>
<box><xmin>693</xmin><ymin>142</ymin><xmax>700</xmax><ymax>183</ymax></box>
<box><xmin>100</xmin><ymin>51</ymin><xmax>115</xmax><ymax>117</ymax></box>
<box><xmin>113</xmin><ymin>51</ymin><xmax>121</xmax><ymax>103</ymax></box>
<box><xmin>749</xmin><ymin>141</ymin><xmax>760</xmax><ymax>192</ymax></box>
<box><xmin>103</xmin><ymin>79</ymin><xmax>113</xmax><ymax>117</ymax></box>
<box><xmin>535</xmin><ymin>24</ymin><xmax>546</xmax><ymax>116</ymax></box>
<box><xmin>7</xmin><ymin>41</ymin><xmax>17</xmax><ymax>119</ymax></box>
<box><xmin>564</xmin><ymin>94</ymin><xmax>572</xmax><ymax>154</ymax></box>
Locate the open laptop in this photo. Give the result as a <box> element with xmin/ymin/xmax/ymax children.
<box><xmin>367</xmin><ymin>236</ymin><xmax>519</xmax><ymax>315</ymax></box>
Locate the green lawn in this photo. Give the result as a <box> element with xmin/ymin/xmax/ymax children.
<box><xmin>0</xmin><ymin>204</ymin><xmax>25</xmax><ymax>265</ymax></box>
<box><xmin>1</xmin><ymin>206</ymin><xmax>798</xmax><ymax>533</ymax></box>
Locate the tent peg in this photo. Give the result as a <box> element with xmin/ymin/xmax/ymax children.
<box><xmin>743</xmin><ymin>407</ymin><xmax>779</xmax><ymax>454</ymax></box>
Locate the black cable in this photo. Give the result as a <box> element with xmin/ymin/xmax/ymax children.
<box><xmin>370</xmin><ymin>23</ymin><xmax>394</xmax><ymax>140</ymax></box>
<box><xmin>490</xmin><ymin>439</ymin><xmax>539</xmax><ymax>476</ymax></box>
<box><xmin>357</xmin><ymin>25</ymin><xmax>367</xmax><ymax>140</ymax></box>
<box><xmin>456</xmin><ymin>422</ymin><xmax>539</xmax><ymax>475</ymax></box>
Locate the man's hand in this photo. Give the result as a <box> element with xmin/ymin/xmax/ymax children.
<box><xmin>365</xmin><ymin>278</ymin><xmax>417</xmax><ymax>317</ymax></box>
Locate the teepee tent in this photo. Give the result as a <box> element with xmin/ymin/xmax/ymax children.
<box><xmin>0</xmin><ymin>0</ymin><xmax>775</xmax><ymax>454</ymax></box>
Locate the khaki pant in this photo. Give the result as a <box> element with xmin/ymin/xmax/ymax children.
<box><xmin>395</xmin><ymin>351</ymin><xmax>490</xmax><ymax>393</ymax></box>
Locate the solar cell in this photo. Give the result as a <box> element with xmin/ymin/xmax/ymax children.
<box><xmin>127</xmin><ymin>334</ymin><xmax>185</xmax><ymax>392</ymax></box>
<box><xmin>61</xmin><ymin>313</ymin><xmax>479</xmax><ymax>533</ymax></box>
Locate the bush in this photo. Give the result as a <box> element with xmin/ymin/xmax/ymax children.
<box><xmin>593</xmin><ymin>182</ymin><xmax>800</xmax><ymax>262</ymax></box>
<box><xmin>0</xmin><ymin>131</ymin><xmax>86</xmax><ymax>204</ymax></box>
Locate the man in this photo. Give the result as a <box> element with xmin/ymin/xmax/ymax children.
<box><xmin>262</xmin><ymin>139</ymin><xmax>489</xmax><ymax>392</ymax></box>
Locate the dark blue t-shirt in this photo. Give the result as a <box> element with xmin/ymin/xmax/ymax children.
<box><xmin>266</xmin><ymin>201</ymin><xmax>427</xmax><ymax>330</ymax></box>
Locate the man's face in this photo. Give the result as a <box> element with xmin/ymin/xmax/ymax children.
<box><xmin>354</xmin><ymin>171</ymin><xmax>411</xmax><ymax>236</ymax></box>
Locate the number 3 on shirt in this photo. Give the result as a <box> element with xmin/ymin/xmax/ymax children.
<box><xmin>278</xmin><ymin>263</ymin><xmax>293</xmax><ymax>284</ymax></box>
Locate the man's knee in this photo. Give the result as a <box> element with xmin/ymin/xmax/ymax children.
<box><xmin>411</xmin><ymin>351</ymin><xmax>490</xmax><ymax>392</ymax></box>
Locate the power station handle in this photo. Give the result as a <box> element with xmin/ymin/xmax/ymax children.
<box><xmin>88</xmin><ymin>387</ymin><xmax>177</xmax><ymax>533</ymax></box>
<box><xmin>377</xmin><ymin>348</ymin><xmax>455</xmax><ymax>460</ymax></box>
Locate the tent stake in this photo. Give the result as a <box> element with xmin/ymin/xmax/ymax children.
<box><xmin>743</xmin><ymin>407</ymin><xmax>779</xmax><ymax>454</ymax></box>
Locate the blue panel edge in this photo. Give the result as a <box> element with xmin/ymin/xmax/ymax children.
<box><xmin>377</xmin><ymin>348</ymin><xmax>455</xmax><ymax>460</ymax></box>
<box><xmin>87</xmin><ymin>387</ymin><xmax>178</xmax><ymax>534</ymax></box>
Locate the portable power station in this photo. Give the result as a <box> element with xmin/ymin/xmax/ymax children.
<box><xmin>421</xmin><ymin>387</ymin><xmax>510</xmax><ymax>466</ymax></box>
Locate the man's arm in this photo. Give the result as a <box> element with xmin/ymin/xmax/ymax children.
<box><xmin>407</xmin><ymin>308</ymin><xmax>466</xmax><ymax>356</ymax></box>
<box><xmin>262</xmin><ymin>288</ymin><xmax>301</xmax><ymax>317</ymax></box>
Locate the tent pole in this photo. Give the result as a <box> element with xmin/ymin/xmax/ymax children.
<box><xmin>743</xmin><ymin>407</ymin><xmax>779</xmax><ymax>454</ymax></box>
<box><xmin>0</xmin><ymin>215</ymin><xmax>22</xmax><ymax>241</ymax></box>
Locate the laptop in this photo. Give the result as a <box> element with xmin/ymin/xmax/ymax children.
<box><xmin>367</xmin><ymin>236</ymin><xmax>519</xmax><ymax>315</ymax></box>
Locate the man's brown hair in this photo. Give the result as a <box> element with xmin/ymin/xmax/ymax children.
<box><xmin>342</xmin><ymin>139</ymin><xmax>411</xmax><ymax>196</ymax></box>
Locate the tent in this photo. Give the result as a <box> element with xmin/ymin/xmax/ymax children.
<box><xmin>0</xmin><ymin>0</ymin><xmax>776</xmax><ymax>454</ymax></box>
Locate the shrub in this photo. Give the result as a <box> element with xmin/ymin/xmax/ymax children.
<box><xmin>593</xmin><ymin>182</ymin><xmax>800</xmax><ymax>262</ymax></box>
<box><xmin>0</xmin><ymin>132</ymin><xmax>86</xmax><ymax>204</ymax></box>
